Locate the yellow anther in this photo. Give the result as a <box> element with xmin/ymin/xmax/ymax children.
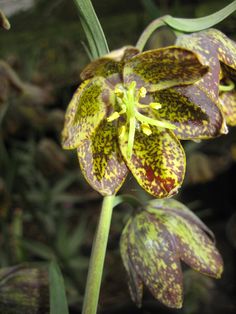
<box><xmin>114</xmin><ymin>88</ymin><xmax>124</xmax><ymax>98</ymax></box>
<box><xmin>141</xmin><ymin>123</ymin><xmax>152</xmax><ymax>136</ymax></box>
<box><xmin>107</xmin><ymin>111</ymin><xmax>120</xmax><ymax>122</ymax></box>
<box><xmin>118</xmin><ymin>125</ymin><xmax>126</xmax><ymax>138</ymax></box>
<box><xmin>139</xmin><ymin>87</ymin><xmax>147</xmax><ymax>98</ymax></box>
<box><xmin>150</xmin><ymin>102</ymin><xmax>162</xmax><ymax>110</ymax></box>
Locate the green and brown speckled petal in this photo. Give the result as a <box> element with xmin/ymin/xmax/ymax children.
<box><xmin>176</xmin><ymin>32</ymin><xmax>221</xmax><ymax>102</ymax></box>
<box><xmin>147</xmin><ymin>199</ymin><xmax>214</xmax><ymax>242</ymax></box>
<box><xmin>219</xmin><ymin>90</ymin><xmax>236</xmax><ymax>126</ymax></box>
<box><xmin>123</xmin><ymin>47</ymin><xmax>208</xmax><ymax>92</ymax></box>
<box><xmin>119</xmin><ymin>126</ymin><xmax>185</xmax><ymax>198</ymax></box>
<box><xmin>77</xmin><ymin>120</ymin><xmax>128</xmax><ymax>195</ymax></box>
<box><xmin>62</xmin><ymin>77</ymin><xmax>114</xmax><ymax>150</ymax></box>
<box><xmin>80</xmin><ymin>58</ymin><xmax>123</xmax><ymax>86</ymax></box>
<box><xmin>155</xmin><ymin>212</ymin><xmax>223</xmax><ymax>278</ymax></box>
<box><xmin>204</xmin><ymin>29</ymin><xmax>236</xmax><ymax>75</ymax></box>
<box><xmin>149</xmin><ymin>86</ymin><xmax>225</xmax><ymax>139</ymax></box>
<box><xmin>128</xmin><ymin>211</ymin><xmax>183</xmax><ymax>308</ymax></box>
<box><xmin>120</xmin><ymin>219</ymin><xmax>143</xmax><ymax>306</ymax></box>
<box><xmin>176</xmin><ymin>29</ymin><xmax>236</xmax><ymax>101</ymax></box>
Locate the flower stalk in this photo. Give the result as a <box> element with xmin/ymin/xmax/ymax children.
<box><xmin>82</xmin><ymin>195</ymin><xmax>115</xmax><ymax>314</ymax></box>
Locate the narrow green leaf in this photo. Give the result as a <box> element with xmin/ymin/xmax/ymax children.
<box><xmin>49</xmin><ymin>261</ymin><xmax>69</xmax><ymax>314</ymax></box>
<box><xmin>73</xmin><ymin>0</ymin><xmax>109</xmax><ymax>59</ymax></box>
<box><xmin>67</xmin><ymin>216</ymin><xmax>87</xmax><ymax>255</ymax></box>
<box><xmin>21</xmin><ymin>238</ymin><xmax>55</xmax><ymax>260</ymax></box>
<box><xmin>164</xmin><ymin>1</ymin><xmax>236</xmax><ymax>32</ymax></box>
<box><xmin>141</xmin><ymin>0</ymin><xmax>160</xmax><ymax>19</ymax></box>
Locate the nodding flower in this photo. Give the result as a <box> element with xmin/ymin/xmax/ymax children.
<box><xmin>62</xmin><ymin>45</ymin><xmax>224</xmax><ymax>197</ymax></box>
<box><xmin>120</xmin><ymin>199</ymin><xmax>223</xmax><ymax>308</ymax></box>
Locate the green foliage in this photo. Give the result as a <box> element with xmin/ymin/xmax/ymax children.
<box><xmin>73</xmin><ymin>0</ymin><xmax>109</xmax><ymax>59</ymax></box>
<box><xmin>49</xmin><ymin>261</ymin><xmax>69</xmax><ymax>314</ymax></box>
<box><xmin>164</xmin><ymin>1</ymin><xmax>236</xmax><ymax>32</ymax></box>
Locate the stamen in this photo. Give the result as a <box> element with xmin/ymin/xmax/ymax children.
<box><xmin>139</xmin><ymin>87</ymin><xmax>147</xmax><ymax>98</ymax></box>
<box><xmin>150</xmin><ymin>102</ymin><xmax>162</xmax><ymax>110</ymax></box>
<box><xmin>107</xmin><ymin>111</ymin><xmax>120</xmax><ymax>122</ymax></box>
<box><xmin>135</xmin><ymin>111</ymin><xmax>176</xmax><ymax>130</ymax></box>
<box><xmin>113</xmin><ymin>81</ymin><xmax>175</xmax><ymax>159</ymax></box>
<box><xmin>114</xmin><ymin>88</ymin><xmax>124</xmax><ymax>98</ymax></box>
<box><xmin>137</xmin><ymin>103</ymin><xmax>149</xmax><ymax>109</ymax></box>
<box><xmin>118</xmin><ymin>125</ymin><xmax>126</xmax><ymax>139</ymax></box>
<box><xmin>141</xmin><ymin>123</ymin><xmax>152</xmax><ymax>136</ymax></box>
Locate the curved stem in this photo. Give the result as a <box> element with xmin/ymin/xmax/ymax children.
<box><xmin>82</xmin><ymin>195</ymin><xmax>115</xmax><ymax>314</ymax></box>
<box><xmin>136</xmin><ymin>17</ymin><xmax>167</xmax><ymax>51</ymax></box>
<box><xmin>219</xmin><ymin>79</ymin><xmax>235</xmax><ymax>92</ymax></box>
<box><xmin>113</xmin><ymin>194</ymin><xmax>143</xmax><ymax>208</ymax></box>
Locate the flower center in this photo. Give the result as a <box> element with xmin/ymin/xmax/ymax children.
<box><xmin>107</xmin><ymin>81</ymin><xmax>175</xmax><ymax>158</ymax></box>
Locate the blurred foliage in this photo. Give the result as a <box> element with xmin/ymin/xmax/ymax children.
<box><xmin>0</xmin><ymin>0</ymin><xmax>236</xmax><ymax>313</ymax></box>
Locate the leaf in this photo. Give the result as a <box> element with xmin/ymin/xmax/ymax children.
<box><xmin>49</xmin><ymin>261</ymin><xmax>69</xmax><ymax>314</ymax></box>
<box><xmin>78</xmin><ymin>120</ymin><xmax>128</xmax><ymax>195</ymax></box>
<box><xmin>67</xmin><ymin>216</ymin><xmax>88</xmax><ymax>256</ymax></box>
<box><xmin>21</xmin><ymin>238</ymin><xmax>55</xmax><ymax>260</ymax></box>
<box><xmin>163</xmin><ymin>1</ymin><xmax>236</xmax><ymax>32</ymax></box>
<box><xmin>123</xmin><ymin>47</ymin><xmax>208</xmax><ymax>92</ymax></box>
<box><xmin>119</xmin><ymin>126</ymin><xmax>185</xmax><ymax>198</ymax></box>
<box><xmin>73</xmin><ymin>0</ymin><xmax>109</xmax><ymax>59</ymax></box>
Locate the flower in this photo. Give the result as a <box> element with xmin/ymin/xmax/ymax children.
<box><xmin>62</xmin><ymin>46</ymin><xmax>223</xmax><ymax>197</ymax></box>
<box><xmin>120</xmin><ymin>198</ymin><xmax>223</xmax><ymax>308</ymax></box>
<box><xmin>0</xmin><ymin>264</ymin><xmax>49</xmax><ymax>312</ymax></box>
<box><xmin>176</xmin><ymin>28</ymin><xmax>236</xmax><ymax>129</ymax></box>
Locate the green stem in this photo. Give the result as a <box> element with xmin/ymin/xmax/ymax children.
<box><xmin>82</xmin><ymin>195</ymin><xmax>115</xmax><ymax>314</ymax></box>
<box><xmin>136</xmin><ymin>17</ymin><xmax>166</xmax><ymax>51</ymax></box>
<box><xmin>219</xmin><ymin>79</ymin><xmax>235</xmax><ymax>92</ymax></box>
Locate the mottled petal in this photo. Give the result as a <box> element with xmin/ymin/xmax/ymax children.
<box><xmin>77</xmin><ymin>120</ymin><xmax>128</xmax><ymax>195</ymax></box>
<box><xmin>176</xmin><ymin>31</ymin><xmax>221</xmax><ymax>102</ymax></box>
<box><xmin>121</xmin><ymin>47</ymin><xmax>140</xmax><ymax>61</ymax></box>
<box><xmin>128</xmin><ymin>212</ymin><xmax>183</xmax><ymax>308</ymax></box>
<box><xmin>149</xmin><ymin>86</ymin><xmax>225</xmax><ymax>139</ymax></box>
<box><xmin>123</xmin><ymin>47</ymin><xmax>208</xmax><ymax>92</ymax></box>
<box><xmin>154</xmin><ymin>212</ymin><xmax>223</xmax><ymax>278</ymax></box>
<box><xmin>147</xmin><ymin>199</ymin><xmax>214</xmax><ymax>242</ymax></box>
<box><xmin>102</xmin><ymin>46</ymin><xmax>139</xmax><ymax>62</ymax></box>
<box><xmin>119</xmin><ymin>126</ymin><xmax>185</xmax><ymax>198</ymax></box>
<box><xmin>80</xmin><ymin>58</ymin><xmax>122</xmax><ymax>85</ymax></box>
<box><xmin>120</xmin><ymin>219</ymin><xmax>143</xmax><ymax>306</ymax></box>
<box><xmin>219</xmin><ymin>90</ymin><xmax>236</xmax><ymax>126</ymax></box>
<box><xmin>204</xmin><ymin>29</ymin><xmax>236</xmax><ymax>75</ymax></box>
<box><xmin>62</xmin><ymin>77</ymin><xmax>114</xmax><ymax>149</ymax></box>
